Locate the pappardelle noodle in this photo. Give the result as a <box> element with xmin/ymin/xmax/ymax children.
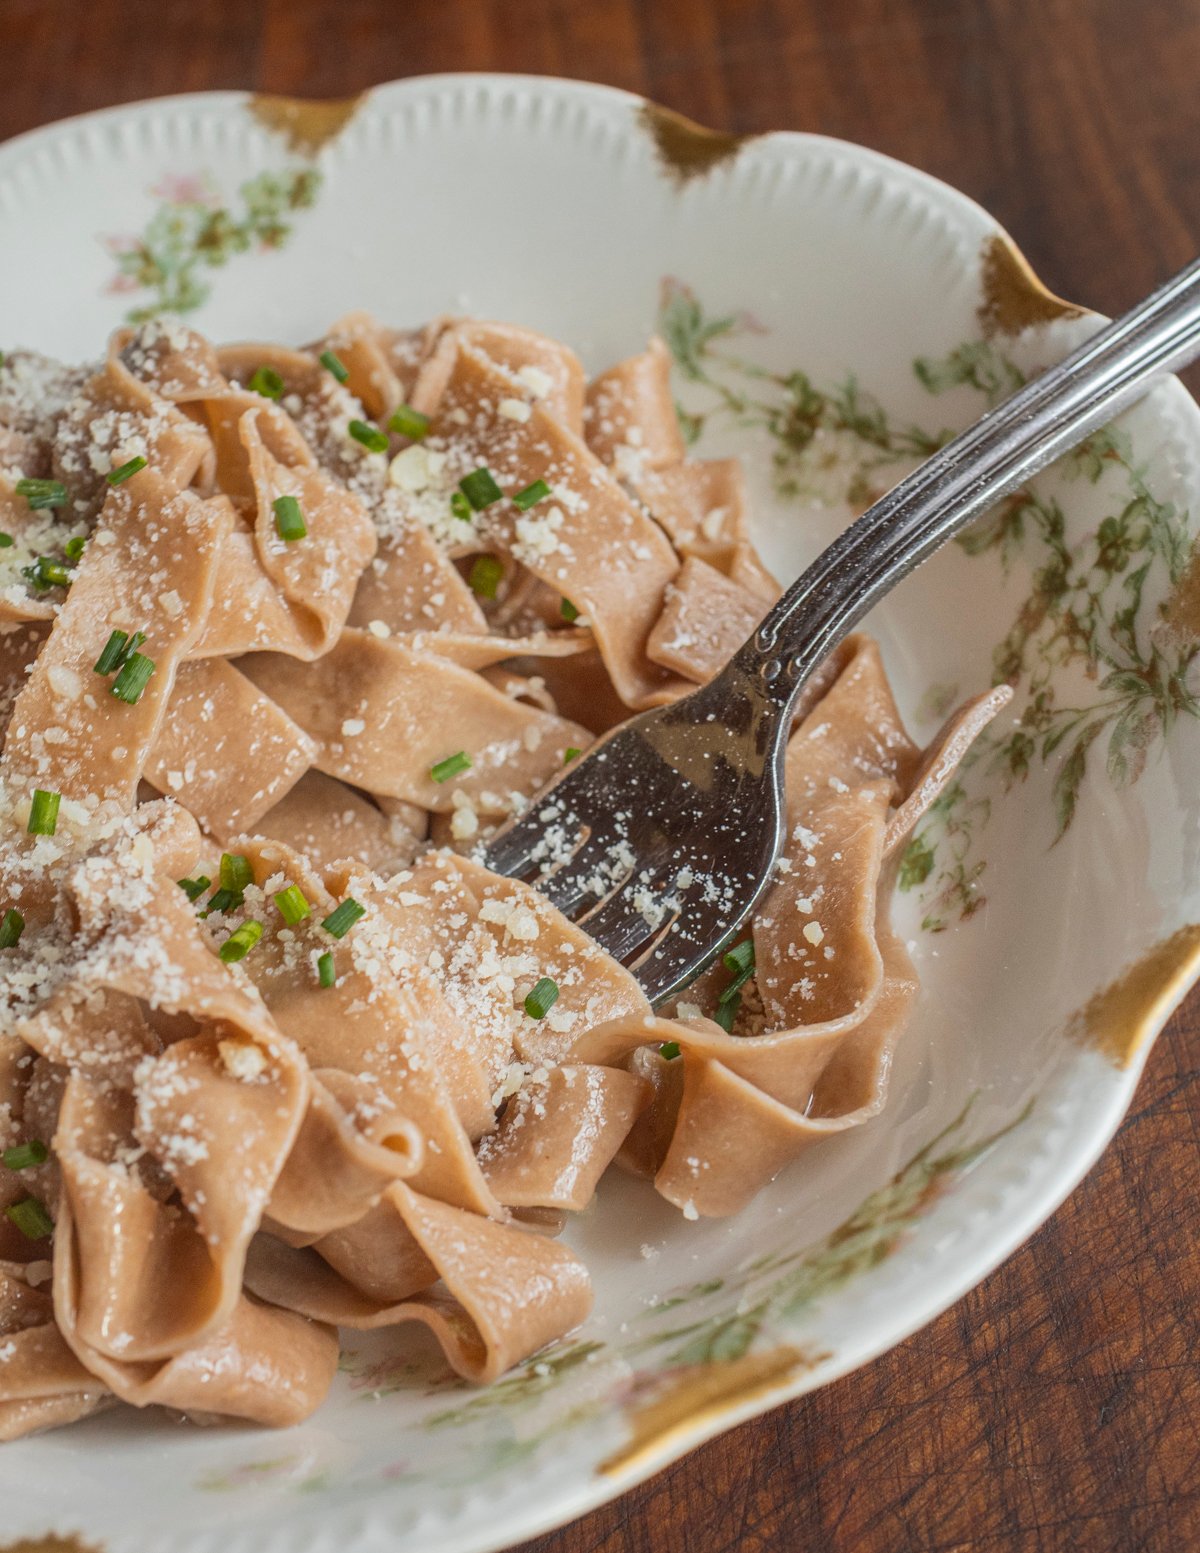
<box><xmin>0</xmin><ymin>313</ymin><xmax>1005</xmax><ymax>1439</ymax></box>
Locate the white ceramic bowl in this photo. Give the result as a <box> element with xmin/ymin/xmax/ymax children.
<box><xmin>2</xmin><ymin>74</ymin><xmax>1199</xmax><ymax>1553</ymax></box>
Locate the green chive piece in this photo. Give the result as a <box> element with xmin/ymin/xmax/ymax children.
<box><xmin>248</xmin><ymin>366</ymin><xmax>285</xmax><ymax>400</ymax></box>
<box><xmin>94</xmin><ymin>629</ymin><xmax>129</xmax><ymax>674</ymax></box>
<box><xmin>321</xmin><ymin>899</ymin><xmax>365</xmax><ymax>939</ymax></box>
<box><xmin>220</xmin><ymin>853</ymin><xmax>254</xmax><ymax>894</ymax></box>
<box><xmin>2</xmin><ymin>1139</ymin><xmax>47</xmax><ymax>1171</ymax></box>
<box><xmin>523</xmin><ymin>976</ymin><xmax>559</xmax><ymax>1020</ymax></box>
<box><xmin>95</xmin><ymin>628</ymin><xmax>146</xmax><ymax>678</ymax></box>
<box><xmin>659</xmin><ymin>1041</ymin><xmax>681</xmax><ymax>1061</ymax></box>
<box><xmin>564</xmin><ymin>747</ymin><xmax>582</xmax><ymax>764</ymax></box>
<box><xmin>274</xmin><ymin>884</ymin><xmax>311</xmax><ymax>926</ymax></box>
<box><xmin>219</xmin><ymin>920</ymin><xmax>263</xmax><ymax>964</ymax></box>
<box><xmin>110</xmin><ymin>652</ymin><xmax>156</xmax><ymax>704</ymax></box>
<box><xmin>22</xmin><ymin>556</ymin><xmax>71</xmax><ymax>591</ymax></box>
<box><xmin>513</xmin><ymin>478</ymin><xmax>551</xmax><ymax>512</ymax></box>
<box><xmin>320</xmin><ymin>349</ymin><xmax>350</xmax><ymax>384</ymax></box>
<box><xmin>27</xmin><ymin>789</ymin><xmax>60</xmax><ymax>837</ymax></box>
<box><xmin>449</xmin><ymin>491</ymin><xmax>473</xmax><ymax>523</ymax></box>
<box><xmin>430</xmin><ymin>751</ymin><xmax>471</xmax><ymax>784</ymax></box>
<box><xmin>348</xmin><ymin>419</ymin><xmax>389</xmax><ymax>454</ymax></box>
<box><xmin>272</xmin><ymin>494</ymin><xmax>307</xmax><ymax>542</ymax></box>
<box><xmin>718</xmin><ymin>940</ymin><xmax>756</xmax><ymax>1008</ymax></box>
<box><xmin>317</xmin><ymin>950</ymin><xmax>336</xmax><ymax>988</ymax></box>
<box><xmin>717</xmin><ymin>968</ymin><xmax>753</xmax><ymax>1007</ymax></box>
<box><xmin>0</xmin><ymin>532</ymin><xmax>13</xmax><ymax>548</ymax></box>
<box><xmin>560</xmin><ymin>598</ymin><xmax>579</xmax><ymax>623</ymax></box>
<box><xmin>178</xmin><ymin>876</ymin><xmax>211</xmax><ymax>903</ymax></box>
<box><xmin>15</xmin><ymin>478</ymin><xmax>66</xmax><ymax>511</ymax></box>
<box><xmin>203</xmin><ymin>887</ymin><xmax>243</xmax><ymax>916</ymax></box>
<box><xmin>387</xmin><ymin>403</ymin><xmax>429</xmax><ymax>440</ymax></box>
<box><xmin>0</xmin><ymin>907</ymin><xmax>23</xmax><ymax>947</ymax></box>
<box><xmin>4</xmin><ymin>1195</ymin><xmax>53</xmax><ymax>1240</ymax></box>
<box><xmin>713</xmin><ymin>998</ymin><xmax>738</xmax><ymax>1033</ymax></box>
<box><xmin>106</xmin><ymin>455</ymin><xmax>148</xmax><ymax>486</ymax></box>
<box><xmin>458</xmin><ymin>467</ymin><xmax>503</xmax><ymax>512</ymax></box>
<box><xmin>723</xmin><ymin>939</ymin><xmax>755</xmax><ymax>975</ymax></box>
<box><xmin>63</xmin><ymin>534</ymin><xmax>86</xmax><ymax>562</ymax></box>
<box><xmin>468</xmin><ymin>554</ymin><xmax>504</xmax><ymax>599</ymax></box>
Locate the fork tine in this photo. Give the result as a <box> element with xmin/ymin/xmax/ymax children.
<box><xmin>480</xmin><ymin>802</ymin><xmax>581</xmax><ymax>880</ymax></box>
<box><xmin>530</xmin><ymin>830</ymin><xmax>633</xmax><ymax>918</ymax></box>
<box><xmin>573</xmin><ymin>875</ymin><xmax>678</xmax><ymax>966</ymax></box>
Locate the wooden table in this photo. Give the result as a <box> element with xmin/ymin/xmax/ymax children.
<box><xmin>4</xmin><ymin>1</ymin><xmax>1199</xmax><ymax>1547</ymax></box>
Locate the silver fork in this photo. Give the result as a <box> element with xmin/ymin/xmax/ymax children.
<box><xmin>482</xmin><ymin>256</ymin><xmax>1200</xmax><ymax>1007</ymax></box>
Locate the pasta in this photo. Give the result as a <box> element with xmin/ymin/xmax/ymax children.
<box><xmin>0</xmin><ymin>313</ymin><xmax>1008</xmax><ymax>1441</ymax></box>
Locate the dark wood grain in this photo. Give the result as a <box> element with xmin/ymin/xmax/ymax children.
<box><xmin>2</xmin><ymin>1</ymin><xmax>1198</xmax><ymax>1548</ymax></box>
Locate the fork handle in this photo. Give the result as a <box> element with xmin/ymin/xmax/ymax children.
<box><xmin>730</xmin><ymin>254</ymin><xmax>1200</xmax><ymax>727</ymax></box>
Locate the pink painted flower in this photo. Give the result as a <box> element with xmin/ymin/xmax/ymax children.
<box><xmin>150</xmin><ymin>173</ymin><xmax>217</xmax><ymax>207</ymax></box>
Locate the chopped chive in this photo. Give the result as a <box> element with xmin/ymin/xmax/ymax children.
<box><xmin>430</xmin><ymin>751</ymin><xmax>471</xmax><ymax>783</ymax></box>
<box><xmin>94</xmin><ymin>630</ymin><xmax>129</xmax><ymax>675</ymax></box>
<box><xmin>4</xmin><ymin>1195</ymin><xmax>53</xmax><ymax>1240</ymax></box>
<box><xmin>560</xmin><ymin>598</ymin><xmax>579</xmax><ymax>623</ymax></box>
<box><xmin>0</xmin><ymin>908</ymin><xmax>23</xmax><ymax>947</ymax></box>
<box><xmin>319</xmin><ymin>349</ymin><xmax>350</xmax><ymax>384</ymax></box>
<box><xmin>203</xmin><ymin>887</ymin><xmax>243</xmax><ymax>916</ymax></box>
<box><xmin>15</xmin><ymin>477</ymin><xmax>66</xmax><ymax>511</ymax></box>
<box><xmin>348</xmin><ymin>418</ymin><xmax>389</xmax><ymax>454</ymax></box>
<box><xmin>717</xmin><ymin>967</ymin><xmax>754</xmax><ymax>1007</ymax></box>
<box><xmin>0</xmin><ymin>532</ymin><xmax>12</xmax><ymax>548</ymax></box>
<box><xmin>272</xmin><ymin>494</ymin><xmax>307</xmax><ymax>542</ymax></box>
<box><xmin>2</xmin><ymin>1139</ymin><xmax>47</xmax><ymax>1171</ymax></box>
<box><xmin>659</xmin><ymin>1041</ymin><xmax>681</xmax><ymax>1061</ymax></box>
<box><xmin>713</xmin><ymin>998</ymin><xmax>738</xmax><ymax>1033</ymax></box>
<box><xmin>219</xmin><ymin>920</ymin><xmax>263</xmax><ymax>964</ymax></box>
<box><xmin>95</xmin><ymin>629</ymin><xmax>147</xmax><ymax>677</ymax></box>
<box><xmin>468</xmin><ymin>554</ymin><xmax>504</xmax><ymax>599</ymax></box>
<box><xmin>523</xmin><ymin>976</ymin><xmax>559</xmax><ymax>1020</ymax></box>
<box><xmin>321</xmin><ymin>898</ymin><xmax>365</xmax><ymax>939</ymax></box>
<box><xmin>110</xmin><ymin>652</ymin><xmax>156</xmax><ymax>704</ymax></box>
<box><xmin>513</xmin><ymin>478</ymin><xmax>551</xmax><ymax>512</ymax></box>
<box><xmin>178</xmin><ymin>876</ymin><xmax>211</xmax><ymax>903</ymax></box>
<box><xmin>449</xmin><ymin>491</ymin><xmax>473</xmax><ymax>523</ymax></box>
<box><xmin>718</xmin><ymin>940</ymin><xmax>756</xmax><ymax>1008</ymax></box>
<box><xmin>248</xmin><ymin>366</ymin><xmax>284</xmax><ymax>400</ymax></box>
<box><xmin>458</xmin><ymin>467</ymin><xmax>503</xmax><ymax>511</ymax></box>
<box><xmin>22</xmin><ymin>556</ymin><xmax>71</xmax><ymax>591</ymax></box>
<box><xmin>27</xmin><ymin>789</ymin><xmax>60</xmax><ymax>837</ymax></box>
<box><xmin>317</xmin><ymin>950</ymin><xmax>336</xmax><ymax>988</ymax></box>
<box><xmin>563</xmin><ymin>746</ymin><xmax>582</xmax><ymax>765</ymax></box>
<box><xmin>387</xmin><ymin>403</ymin><xmax>429</xmax><ymax>440</ymax></box>
<box><xmin>63</xmin><ymin>534</ymin><xmax>87</xmax><ymax>562</ymax></box>
<box><xmin>105</xmin><ymin>455</ymin><xmax>148</xmax><ymax>486</ymax></box>
<box><xmin>220</xmin><ymin>853</ymin><xmax>254</xmax><ymax>894</ymax></box>
<box><xmin>723</xmin><ymin>939</ymin><xmax>755</xmax><ymax>975</ymax></box>
<box><xmin>274</xmin><ymin>884</ymin><xmax>311</xmax><ymax>926</ymax></box>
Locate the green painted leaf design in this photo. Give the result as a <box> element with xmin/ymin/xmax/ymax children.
<box><xmin>107</xmin><ymin>168</ymin><xmax>322</xmax><ymax>323</ymax></box>
<box><xmin>657</xmin><ymin>281</ymin><xmax>1198</xmax><ymax>928</ymax></box>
